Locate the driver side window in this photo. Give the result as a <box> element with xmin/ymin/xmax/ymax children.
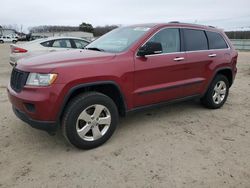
<box><xmin>149</xmin><ymin>28</ymin><xmax>180</xmax><ymax>53</ymax></box>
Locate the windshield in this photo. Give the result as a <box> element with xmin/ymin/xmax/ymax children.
<box><xmin>85</xmin><ymin>26</ymin><xmax>151</xmax><ymax>53</ymax></box>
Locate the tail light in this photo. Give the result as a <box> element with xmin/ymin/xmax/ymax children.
<box><xmin>11</xmin><ymin>46</ymin><xmax>28</xmax><ymax>53</ymax></box>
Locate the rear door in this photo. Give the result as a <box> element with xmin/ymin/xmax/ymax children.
<box><xmin>71</xmin><ymin>39</ymin><xmax>89</xmax><ymax>49</ymax></box>
<box><xmin>179</xmin><ymin>28</ymin><xmax>214</xmax><ymax>97</ymax></box>
<box><xmin>205</xmin><ymin>30</ymin><xmax>231</xmax><ymax>67</ymax></box>
<box><xmin>6</xmin><ymin>36</ymin><xmax>12</xmax><ymax>42</ymax></box>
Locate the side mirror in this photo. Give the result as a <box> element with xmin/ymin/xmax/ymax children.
<box><xmin>137</xmin><ymin>41</ymin><xmax>163</xmax><ymax>57</ymax></box>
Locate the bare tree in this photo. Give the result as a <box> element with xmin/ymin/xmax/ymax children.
<box><xmin>1</xmin><ymin>24</ymin><xmax>19</xmax><ymax>32</ymax></box>
<box><xmin>29</xmin><ymin>25</ymin><xmax>79</xmax><ymax>33</ymax></box>
<box><xmin>28</xmin><ymin>24</ymin><xmax>120</xmax><ymax>37</ymax></box>
<box><xmin>93</xmin><ymin>25</ymin><xmax>119</xmax><ymax>36</ymax></box>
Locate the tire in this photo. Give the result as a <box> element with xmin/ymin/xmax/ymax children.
<box><xmin>201</xmin><ymin>74</ymin><xmax>229</xmax><ymax>109</ymax></box>
<box><xmin>62</xmin><ymin>92</ymin><xmax>119</xmax><ymax>149</ymax></box>
<box><xmin>0</xmin><ymin>40</ymin><xmax>4</xmax><ymax>44</ymax></box>
<box><xmin>12</xmin><ymin>40</ymin><xmax>17</xmax><ymax>44</ymax></box>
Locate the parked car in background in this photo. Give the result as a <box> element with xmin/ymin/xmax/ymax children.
<box><xmin>0</xmin><ymin>36</ymin><xmax>18</xmax><ymax>43</ymax></box>
<box><xmin>10</xmin><ymin>36</ymin><xmax>90</xmax><ymax>65</ymax></box>
<box><xmin>7</xmin><ymin>23</ymin><xmax>238</xmax><ymax>149</ymax></box>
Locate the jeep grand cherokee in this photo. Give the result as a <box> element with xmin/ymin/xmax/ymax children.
<box><xmin>7</xmin><ymin>23</ymin><xmax>238</xmax><ymax>149</ymax></box>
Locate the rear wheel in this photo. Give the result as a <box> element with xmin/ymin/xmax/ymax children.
<box><xmin>62</xmin><ymin>92</ymin><xmax>119</xmax><ymax>149</ymax></box>
<box><xmin>0</xmin><ymin>40</ymin><xmax>4</xmax><ymax>44</ymax></box>
<box><xmin>201</xmin><ymin>74</ymin><xmax>229</xmax><ymax>109</ymax></box>
<box><xmin>12</xmin><ymin>40</ymin><xmax>17</xmax><ymax>44</ymax></box>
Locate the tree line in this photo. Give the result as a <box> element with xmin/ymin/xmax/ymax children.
<box><xmin>225</xmin><ymin>31</ymin><xmax>250</xmax><ymax>39</ymax></box>
<box><xmin>29</xmin><ymin>22</ymin><xmax>119</xmax><ymax>37</ymax></box>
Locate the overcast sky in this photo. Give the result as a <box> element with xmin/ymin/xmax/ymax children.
<box><xmin>1</xmin><ymin>0</ymin><xmax>250</xmax><ymax>32</ymax></box>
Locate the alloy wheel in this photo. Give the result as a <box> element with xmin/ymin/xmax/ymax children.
<box><xmin>212</xmin><ymin>80</ymin><xmax>227</xmax><ymax>104</ymax></box>
<box><xmin>76</xmin><ymin>104</ymin><xmax>111</xmax><ymax>141</ymax></box>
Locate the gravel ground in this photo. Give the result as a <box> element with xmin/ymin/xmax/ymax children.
<box><xmin>0</xmin><ymin>43</ymin><xmax>250</xmax><ymax>188</ymax></box>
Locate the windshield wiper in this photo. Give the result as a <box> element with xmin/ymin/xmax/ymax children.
<box><xmin>85</xmin><ymin>47</ymin><xmax>105</xmax><ymax>52</ymax></box>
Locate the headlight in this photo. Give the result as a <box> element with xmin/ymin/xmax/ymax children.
<box><xmin>26</xmin><ymin>73</ymin><xmax>57</xmax><ymax>86</ymax></box>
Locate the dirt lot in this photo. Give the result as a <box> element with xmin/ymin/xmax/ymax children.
<box><xmin>0</xmin><ymin>43</ymin><xmax>250</xmax><ymax>188</ymax></box>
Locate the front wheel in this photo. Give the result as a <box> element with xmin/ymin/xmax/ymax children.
<box><xmin>62</xmin><ymin>92</ymin><xmax>119</xmax><ymax>149</ymax></box>
<box><xmin>201</xmin><ymin>74</ymin><xmax>229</xmax><ymax>109</ymax></box>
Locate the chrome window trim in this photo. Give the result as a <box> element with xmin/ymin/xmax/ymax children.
<box><xmin>135</xmin><ymin>26</ymin><xmax>230</xmax><ymax>58</ymax></box>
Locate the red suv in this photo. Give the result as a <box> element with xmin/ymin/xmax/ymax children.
<box><xmin>7</xmin><ymin>23</ymin><xmax>238</xmax><ymax>149</ymax></box>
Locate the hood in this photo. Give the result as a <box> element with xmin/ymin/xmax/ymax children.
<box><xmin>16</xmin><ymin>49</ymin><xmax>116</xmax><ymax>73</ymax></box>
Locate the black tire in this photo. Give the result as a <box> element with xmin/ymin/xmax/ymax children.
<box><xmin>62</xmin><ymin>92</ymin><xmax>119</xmax><ymax>149</ymax></box>
<box><xmin>201</xmin><ymin>74</ymin><xmax>229</xmax><ymax>109</ymax></box>
<box><xmin>0</xmin><ymin>40</ymin><xmax>4</xmax><ymax>44</ymax></box>
<box><xmin>12</xmin><ymin>40</ymin><xmax>17</xmax><ymax>44</ymax></box>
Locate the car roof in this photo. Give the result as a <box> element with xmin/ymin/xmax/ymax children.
<box><xmin>31</xmin><ymin>36</ymin><xmax>90</xmax><ymax>44</ymax></box>
<box><xmin>46</xmin><ymin>36</ymin><xmax>89</xmax><ymax>41</ymax></box>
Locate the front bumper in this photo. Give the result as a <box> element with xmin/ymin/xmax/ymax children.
<box><xmin>13</xmin><ymin>106</ymin><xmax>57</xmax><ymax>134</ymax></box>
<box><xmin>7</xmin><ymin>83</ymin><xmax>64</xmax><ymax>134</ymax></box>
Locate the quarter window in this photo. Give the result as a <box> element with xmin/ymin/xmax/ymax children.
<box><xmin>148</xmin><ymin>28</ymin><xmax>180</xmax><ymax>53</ymax></box>
<box><xmin>206</xmin><ymin>31</ymin><xmax>228</xmax><ymax>49</ymax></box>
<box><xmin>183</xmin><ymin>29</ymin><xmax>208</xmax><ymax>51</ymax></box>
<box><xmin>41</xmin><ymin>41</ymin><xmax>52</xmax><ymax>47</ymax></box>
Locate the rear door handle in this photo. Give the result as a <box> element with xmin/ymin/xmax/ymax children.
<box><xmin>173</xmin><ymin>57</ymin><xmax>185</xmax><ymax>61</ymax></box>
<box><xmin>208</xmin><ymin>54</ymin><xmax>217</xmax><ymax>57</ymax></box>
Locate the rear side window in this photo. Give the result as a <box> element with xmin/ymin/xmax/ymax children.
<box><xmin>148</xmin><ymin>28</ymin><xmax>180</xmax><ymax>53</ymax></box>
<box><xmin>183</xmin><ymin>29</ymin><xmax>208</xmax><ymax>51</ymax></box>
<box><xmin>73</xmin><ymin>39</ymin><xmax>89</xmax><ymax>49</ymax></box>
<box><xmin>206</xmin><ymin>31</ymin><xmax>228</xmax><ymax>49</ymax></box>
<box><xmin>52</xmin><ymin>39</ymin><xmax>72</xmax><ymax>48</ymax></box>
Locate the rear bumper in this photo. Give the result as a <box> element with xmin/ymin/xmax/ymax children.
<box><xmin>9</xmin><ymin>54</ymin><xmax>18</xmax><ymax>66</ymax></box>
<box><xmin>9</xmin><ymin>60</ymin><xmax>16</xmax><ymax>66</ymax></box>
<box><xmin>13</xmin><ymin>106</ymin><xmax>57</xmax><ymax>134</ymax></box>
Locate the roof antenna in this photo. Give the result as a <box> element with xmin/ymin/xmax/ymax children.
<box><xmin>169</xmin><ymin>21</ymin><xmax>180</xmax><ymax>23</ymax></box>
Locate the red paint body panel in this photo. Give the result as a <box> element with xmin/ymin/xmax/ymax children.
<box><xmin>8</xmin><ymin>23</ymin><xmax>238</xmax><ymax>124</ymax></box>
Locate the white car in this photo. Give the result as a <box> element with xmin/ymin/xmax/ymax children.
<box><xmin>10</xmin><ymin>36</ymin><xmax>90</xmax><ymax>65</ymax></box>
<box><xmin>0</xmin><ymin>36</ymin><xmax>18</xmax><ymax>43</ymax></box>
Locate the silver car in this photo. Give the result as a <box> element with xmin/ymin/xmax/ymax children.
<box><xmin>10</xmin><ymin>36</ymin><xmax>90</xmax><ymax>65</ymax></box>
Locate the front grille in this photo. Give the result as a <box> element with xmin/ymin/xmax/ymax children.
<box><xmin>10</xmin><ymin>68</ymin><xmax>29</xmax><ymax>92</ymax></box>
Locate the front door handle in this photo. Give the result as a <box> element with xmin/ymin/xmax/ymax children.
<box><xmin>173</xmin><ymin>57</ymin><xmax>185</xmax><ymax>61</ymax></box>
<box><xmin>208</xmin><ymin>54</ymin><xmax>217</xmax><ymax>57</ymax></box>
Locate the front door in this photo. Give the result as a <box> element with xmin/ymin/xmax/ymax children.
<box><xmin>133</xmin><ymin>28</ymin><xmax>188</xmax><ymax>107</ymax></box>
